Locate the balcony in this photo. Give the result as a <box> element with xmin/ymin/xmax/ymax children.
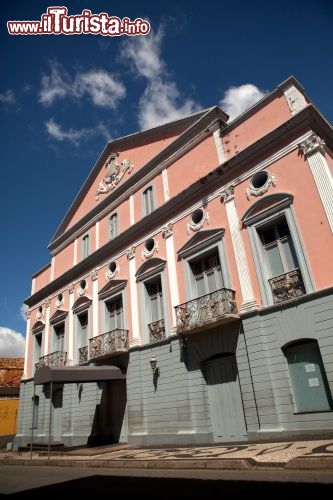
<box><xmin>89</xmin><ymin>328</ymin><xmax>129</xmax><ymax>360</ymax></box>
<box><xmin>78</xmin><ymin>346</ymin><xmax>88</xmax><ymax>364</ymax></box>
<box><xmin>148</xmin><ymin>319</ymin><xmax>166</xmax><ymax>343</ymax></box>
<box><xmin>269</xmin><ymin>268</ymin><xmax>306</xmax><ymax>304</ymax></box>
<box><xmin>175</xmin><ymin>288</ymin><xmax>239</xmax><ymax>335</ymax></box>
<box><xmin>36</xmin><ymin>351</ymin><xmax>67</xmax><ymax>369</ymax></box>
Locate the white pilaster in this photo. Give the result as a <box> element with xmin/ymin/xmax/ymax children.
<box><xmin>43</xmin><ymin>300</ymin><xmax>50</xmax><ymax>355</ymax></box>
<box><xmin>73</xmin><ymin>238</ymin><xmax>78</xmax><ymax>266</ymax></box>
<box><xmin>23</xmin><ymin>312</ymin><xmax>31</xmax><ymax>379</ymax></box>
<box><xmin>299</xmin><ymin>134</ymin><xmax>333</xmax><ymax>233</ymax></box>
<box><xmin>129</xmin><ymin>194</ymin><xmax>135</xmax><ymax>225</ymax></box>
<box><xmin>50</xmin><ymin>257</ymin><xmax>55</xmax><ymax>281</ymax></box>
<box><xmin>127</xmin><ymin>247</ymin><xmax>141</xmax><ymax>345</ymax></box>
<box><xmin>92</xmin><ymin>270</ymin><xmax>99</xmax><ymax>338</ymax></box>
<box><xmin>95</xmin><ymin>220</ymin><xmax>100</xmax><ymax>250</ymax></box>
<box><xmin>68</xmin><ymin>285</ymin><xmax>74</xmax><ymax>363</ymax></box>
<box><xmin>283</xmin><ymin>84</ymin><xmax>307</xmax><ymax>115</ymax></box>
<box><xmin>213</xmin><ymin>129</ymin><xmax>227</xmax><ymax>164</ymax></box>
<box><xmin>162</xmin><ymin>224</ymin><xmax>179</xmax><ymax>327</ymax></box>
<box><xmin>221</xmin><ymin>187</ymin><xmax>258</xmax><ymax>313</ymax></box>
<box><xmin>162</xmin><ymin>168</ymin><xmax>170</xmax><ymax>201</ymax></box>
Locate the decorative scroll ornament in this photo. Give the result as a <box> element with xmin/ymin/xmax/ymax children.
<box><xmin>141</xmin><ymin>240</ymin><xmax>159</xmax><ymax>261</ymax></box>
<box><xmin>69</xmin><ymin>283</ymin><xmax>75</xmax><ymax>294</ymax></box>
<box><xmin>26</xmin><ymin>309</ymin><xmax>31</xmax><ymax>320</ymax></box>
<box><xmin>299</xmin><ymin>134</ymin><xmax>325</xmax><ymax>157</ymax></box>
<box><xmin>77</xmin><ymin>282</ymin><xmax>87</xmax><ymax>297</ymax></box>
<box><xmin>186</xmin><ymin>210</ymin><xmax>209</xmax><ymax>234</ymax></box>
<box><xmin>91</xmin><ymin>269</ymin><xmax>98</xmax><ymax>281</ymax></box>
<box><xmin>106</xmin><ymin>263</ymin><xmax>120</xmax><ymax>281</ymax></box>
<box><xmin>246</xmin><ymin>172</ymin><xmax>277</xmax><ymax>200</ymax></box>
<box><xmin>126</xmin><ymin>246</ymin><xmax>136</xmax><ymax>260</ymax></box>
<box><xmin>162</xmin><ymin>223</ymin><xmax>173</xmax><ymax>238</ymax></box>
<box><xmin>95</xmin><ymin>152</ymin><xmax>134</xmax><ymax>200</ymax></box>
<box><xmin>220</xmin><ymin>186</ymin><xmax>234</xmax><ymax>204</ymax></box>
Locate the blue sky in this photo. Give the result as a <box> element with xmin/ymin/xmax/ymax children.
<box><xmin>0</xmin><ymin>0</ymin><xmax>332</xmax><ymax>357</ymax></box>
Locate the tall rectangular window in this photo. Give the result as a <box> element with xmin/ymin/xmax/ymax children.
<box><xmin>106</xmin><ymin>297</ymin><xmax>123</xmax><ymax>331</ymax></box>
<box><xmin>82</xmin><ymin>234</ymin><xmax>90</xmax><ymax>259</ymax></box>
<box><xmin>109</xmin><ymin>213</ymin><xmax>118</xmax><ymax>240</ymax></box>
<box><xmin>190</xmin><ymin>251</ymin><xmax>223</xmax><ymax>297</ymax></box>
<box><xmin>77</xmin><ymin>311</ymin><xmax>88</xmax><ymax>347</ymax></box>
<box><xmin>33</xmin><ymin>331</ymin><xmax>42</xmax><ymax>366</ymax></box>
<box><xmin>53</xmin><ymin>323</ymin><xmax>65</xmax><ymax>352</ymax></box>
<box><xmin>146</xmin><ymin>278</ymin><xmax>163</xmax><ymax>322</ymax></box>
<box><xmin>143</xmin><ymin>186</ymin><xmax>155</xmax><ymax>216</ymax></box>
<box><xmin>259</xmin><ymin>219</ymin><xmax>299</xmax><ymax>277</ymax></box>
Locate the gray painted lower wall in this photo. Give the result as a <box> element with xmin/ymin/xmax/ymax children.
<box><xmin>242</xmin><ymin>290</ymin><xmax>333</xmax><ymax>440</ymax></box>
<box><xmin>14</xmin><ymin>290</ymin><xmax>333</xmax><ymax>449</ymax></box>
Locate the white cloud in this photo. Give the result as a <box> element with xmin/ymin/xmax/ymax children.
<box><xmin>45</xmin><ymin>118</ymin><xmax>111</xmax><ymax>144</ymax></box>
<box><xmin>20</xmin><ymin>304</ymin><xmax>28</xmax><ymax>322</ymax></box>
<box><xmin>45</xmin><ymin>118</ymin><xmax>94</xmax><ymax>144</ymax></box>
<box><xmin>219</xmin><ymin>84</ymin><xmax>267</xmax><ymax>121</ymax></box>
<box><xmin>121</xmin><ymin>27</ymin><xmax>164</xmax><ymax>80</ymax></box>
<box><xmin>39</xmin><ymin>62</ymin><xmax>70</xmax><ymax>106</ymax></box>
<box><xmin>0</xmin><ymin>327</ymin><xmax>25</xmax><ymax>357</ymax></box>
<box><xmin>0</xmin><ymin>89</ymin><xmax>16</xmax><ymax>105</ymax></box>
<box><xmin>74</xmin><ymin>70</ymin><xmax>125</xmax><ymax>109</ymax></box>
<box><xmin>139</xmin><ymin>80</ymin><xmax>198</xmax><ymax>130</ymax></box>
<box><xmin>120</xmin><ymin>26</ymin><xmax>200</xmax><ymax>130</ymax></box>
<box><xmin>39</xmin><ymin>62</ymin><xmax>125</xmax><ymax>109</ymax></box>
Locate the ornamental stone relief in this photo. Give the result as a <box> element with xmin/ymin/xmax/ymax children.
<box><xmin>246</xmin><ymin>171</ymin><xmax>277</xmax><ymax>200</ymax></box>
<box><xmin>299</xmin><ymin>134</ymin><xmax>325</xmax><ymax>157</ymax></box>
<box><xmin>95</xmin><ymin>152</ymin><xmax>134</xmax><ymax>200</ymax></box>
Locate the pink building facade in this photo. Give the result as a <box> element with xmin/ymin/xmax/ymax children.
<box><xmin>15</xmin><ymin>76</ymin><xmax>333</xmax><ymax>449</ymax></box>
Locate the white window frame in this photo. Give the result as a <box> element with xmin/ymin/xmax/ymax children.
<box><xmin>82</xmin><ymin>234</ymin><xmax>90</xmax><ymax>259</ymax></box>
<box><xmin>242</xmin><ymin>196</ymin><xmax>314</xmax><ymax>306</ymax></box>
<box><xmin>109</xmin><ymin>212</ymin><xmax>118</xmax><ymax>240</ymax></box>
<box><xmin>142</xmin><ymin>185</ymin><xmax>156</xmax><ymax>216</ymax></box>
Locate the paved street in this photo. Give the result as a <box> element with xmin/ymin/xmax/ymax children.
<box><xmin>0</xmin><ymin>465</ymin><xmax>333</xmax><ymax>497</ymax></box>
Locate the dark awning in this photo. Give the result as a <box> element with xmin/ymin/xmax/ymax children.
<box><xmin>34</xmin><ymin>365</ymin><xmax>126</xmax><ymax>385</ymax></box>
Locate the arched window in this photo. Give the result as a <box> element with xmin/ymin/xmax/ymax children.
<box><xmin>283</xmin><ymin>339</ymin><xmax>332</xmax><ymax>413</ymax></box>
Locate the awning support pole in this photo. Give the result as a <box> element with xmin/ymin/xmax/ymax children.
<box><xmin>48</xmin><ymin>381</ymin><xmax>52</xmax><ymax>461</ymax></box>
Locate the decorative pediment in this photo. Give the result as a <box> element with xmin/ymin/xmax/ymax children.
<box><xmin>72</xmin><ymin>296</ymin><xmax>92</xmax><ymax>313</ymax></box>
<box><xmin>241</xmin><ymin>193</ymin><xmax>294</xmax><ymax>227</ymax></box>
<box><xmin>178</xmin><ymin>229</ymin><xmax>225</xmax><ymax>259</ymax></box>
<box><xmin>98</xmin><ymin>279</ymin><xmax>127</xmax><ymax>300</ymax></box>
<box><xmin>50</xmin><ymin>309</ymin><xmax>68</xmax><ymax>325</ymax></box>
<box><xmin>136</xmin><ymin>258</ymin><xmax>166</xmax><ymax>282</ymax></box>
<box><xmin>32</xmin><ymin>320</ymin><xmax>45</xmax><ymax>333</ymax></box>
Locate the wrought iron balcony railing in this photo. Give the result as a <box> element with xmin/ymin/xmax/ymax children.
<box><xmin>175</xmin><ymin>288</ymin><xmax>238</xmax><ymax>334</ymax></box>
<box><xmin>89</xmin><ymin>328</ymin><xmax>129</xmax><ymax>360</ymax></box>
<box><xmin>78</xmin><ymin>345</ymin><xmax>88</xmax><ymax>364</ymax></box>
<box><xmin>35</xmin><ymin>350</ymin><xmax>67</xmax><ymax>369</ymax></box>
<box><xmin>269</xmin><ymin>268</ymin><xmax>306</xmax><ymax>304</ymax></box>
<box><xmin>148</xmin><ymin>319</ymin><xmax>166</xmax><ymax>343</ymax></box>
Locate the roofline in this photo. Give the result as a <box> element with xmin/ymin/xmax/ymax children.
<box><xmin>48</xmin><ymin>106</ymin><xmax>227</xmax><ymax>250</ymax></box>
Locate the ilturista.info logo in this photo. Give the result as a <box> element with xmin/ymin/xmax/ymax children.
<box><xmin>7</xmin><ymin>7</ymin><xmax>151</xmax><ymax>36</ymax></box>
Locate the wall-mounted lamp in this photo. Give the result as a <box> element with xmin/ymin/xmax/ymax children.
<box><xmin>150</xmin><ymin>357</ymin><xmax>160</xmax><ymax>376</ymax></box>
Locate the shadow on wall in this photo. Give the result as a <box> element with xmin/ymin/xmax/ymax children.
<box><xmin>88</xmin><ymin>379</ymin><xmax>127</xmax><ymax>447</ymax></box>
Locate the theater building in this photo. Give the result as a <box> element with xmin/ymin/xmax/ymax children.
<box><xmin>15</xmin><ymin>76</ymin><xmax>333</xmax><ymax>450</ymax></box>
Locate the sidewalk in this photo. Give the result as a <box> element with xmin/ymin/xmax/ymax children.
<box><xmin>1</xmin><ymin>438</ymin><xmax>333</xmax><ymax>471</ymax></box>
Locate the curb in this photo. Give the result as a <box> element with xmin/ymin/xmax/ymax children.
<box><xmin>0</xmin><ymin>457</ymin><xmax>285</xmax><ymax>470</ymax></box>
<box><xmin>286</xmin><ymin>456</ymin><xmax>333</xmax><ymax>471</ymax></box>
